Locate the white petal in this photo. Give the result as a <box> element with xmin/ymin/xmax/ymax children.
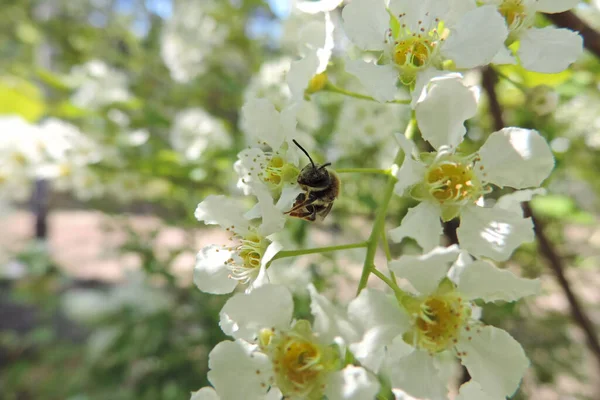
<box><xmin>308</xmin><ymin>284</ymin><xmax>360</xmax><ymax>345</ymax></box>
<box><xmin>477</xmin><ymin>128</ymin><xmax>555</xmax><ymax>189</ymax></box>
<box><xmin>252</xmin><ymin>184</ymin><xmax>286</xmax><ymax>236</ymax></box>
<box><xmin>219</xmin><ymin>284</ymin><xmax>293</xmax><ymax>341</ymax></box>
<box><xmin>280</xmin><ymin>104</ymin><xmax>300</xmax><ymax>147</ymax></box>
<box><xmin>385</xmin><ymin>348</ymin><xmax>447</xmax><ymax>400</ymax></box>
<box><xmin>456</xmin><ymin>381</ymin><xmax>500</xmax><ymax>400</ymax></box>
<box><xmin>194</xmin><ymin>246</ymin><xmax>238</xmax><ymax>295</ymax></box>
<box><xmin>325</xmin><ymin>366</ymin><xmax>380</xmax><ymax>400</ymax></box>
<box><xmin>287</xmin><ymin>52</ymin><xmax>319</xmax><ymax>102</ymax></box>
<box><xmin>388</xmin><ymin>202</ymin><xmax>443</xmax><ymax>251</ymax></box>
<box><xmin>447</xmin><ymin>249</ymin><xmax>474</xmax><ymax>285</ymax></box>
<box><xmin>275</xmin><ymin>185</ymin><xmax>303</xmax><ymax>212</ymax></box>
<box><xmin>518</xmin><ymin>27</ymin><xmax>583</xmax><ymax>74</ymax></box>
<box><xmin>456</xmin><ymin>259</ymin><xmax>540</xmax><ymax>302</ymax></box>
<box><xmin>412</xmin><ymin>68</ymin><xmax>461</xmax><ymax>108</ymax></box>
<box><xmin>348</xmin><ymin>289</ymin><xmax>410</xmax><ymax>372</ymax></box>
<box><xmin>195</xmin><ymin>195</ymin><xmax>250</xmax><ymax>236</ymax></box>
<box><xmin>297</xmin><ymin>0</ymin><xmax>344</xmax><ymax>13</ymax></box>
<box><xmin>389</xmin><ymin>245</ymin><xmax>460</xmax><ymax>295</ymax></box>
<box><xmin>393</xmin><ymin>133</ymin><xmax>426</xmax><ymax>195</ymax></box>
<box><xmin>190</xmin><ymin>387</ymin><xmax>220</xmax><ymax>400</ymax></box>
<box><xmin>442</xmin><ymin>6</ymin><xmax>508</xmax><ymax>69</ymax></box>
<box><xmin>341</xmin><ymin>0</ymin><xmax>388</xmax><ymax>50</ymax></box>
<box><xmin>241</xmin><ymin>98</ymin><xmax>296</xmax><ymax>150</ymax></box>
<box><xmin>491</xmin><ymin>46</ymin><xmax>517</xmax><ymax>66</ymax></box>
<box><xmin>494</xmin><ymin>188</ymin><xmax>547</xmax><ymax>214</ymax></box>
<box><xmin>458</xmin><ymin>205</ymin><xmax>534</xmax><ymax>262</ymax></box>
<box><xmin>265</xmin><ymin>388</ymin><xmax>283</xmax><ymax>400</ymax></box>
<box><xmin>208</xmin><ymin>340</ymin><xmax>272</xmax><ymax>400</ymax></box>
<box><xmin>415</xmin><ymin>76</ymin><xmax>477</xmax><ymax>150</ymax></box>
<box><xmin>250</xmin><ymin>241</ymin><xmax>284</xmax><ymax>291</ymax></box>
<box><xmin>534</xmin><ymin>0</ymin><xmax>580</xmax><ymax>13</ymax></box>
<box><xmin>456</xmin><ymin>326</ymin><xmax>529</xmax><ymax>399</ymax></box>
<box><xmin>389</xmin><ymin>0</ymin><xmax>448</xmax><ymax>33</ymax></box>
<box><xmin>345</xmin><ymin>59</ymin><xmax>399</xmax><ymax>103</ymax></box>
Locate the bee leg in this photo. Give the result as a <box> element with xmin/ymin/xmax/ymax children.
<box><xmin>316</xmin><ymin>203</ymin><xmax>333</xmax><ymax>221</ymax></box>
<box><xmin>303</xmin><ymin>205</ymin><xmax>318</xmax><ymax>221</ymax></box>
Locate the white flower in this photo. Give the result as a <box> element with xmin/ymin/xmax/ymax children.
<box><xmin>527</xmin><ymin>85</ymin><xmax>559</xmax><ymax>116</ymax></box>
<box><xmin>286</xmin><ymin>11</ymin><xmax>335</xmax><ymax>101</ymax></box>
<box><xmin>482</xmin><ymin>0</ymin><xmax>583</xmax><ymax>73</ymax></box>
<box><xmin>236</xmin><ymin>97</ymin><xmax>305</xmax><ymax>213</ymax></box>
<box><xmin>160</xmin><ymin>0</ymin><xmax>227</xmax><ymax>83</ymax></box>
<box><xmin>170</xmin><ymin>108</ymin><xmax>231</xmax><ymax>161</ymax></box>
<box><xmin>194</xmin><ymin>195</ymin><xmax>285</xmax><ymax>294</ymax></box>
<box><xmin>244</xmin><ymin>57</ymin><xmax>322</xmax><ymax>132</ymax></box>
<box><xmin>389</xmin><ymin>76</ymin><xmax>554</xmax><ymax>261</ymax></box>
<box><xmin>331</xmin><ymin>97</ymin><xmax>409</xmax><ymax>156</ymax></box>
<box><xmin>205</xmin><ymin>284</ymin><xmax>379</xmax><ymax>400</ymax></box>
<box><xmin>347</xmin><ymin>246</ymin><xmax>539</xmax><ymax>399</ymax></box>
<box><xmin>341</xmin><ymin>0</ymin><xmax>508</xmax><ymax>103</ymax></box>
<box><xmin>67</xmin><ymin>60</ymin><xmax>131</xmax><ymax>109</ymax></box>
<box><xmin>0</xmin><ymin>115</ymin><xmax>46</xmax><ymax>200</ymax></box>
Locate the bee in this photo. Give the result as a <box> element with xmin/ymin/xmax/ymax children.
<box><xmin>285</xmin><ymin>140</ymin><xmax>340</xmax><ymax>222</ymax></box>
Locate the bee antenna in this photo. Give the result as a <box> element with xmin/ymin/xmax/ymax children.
<box><xmin>292</xmin><ymin>139</ymin><xmax>315</xmax><ymax>169</ymax></box>
<box><xmin>319</xmin><ymin>163</ymin><xmax>331</xmax><ymax>170</ymax></box>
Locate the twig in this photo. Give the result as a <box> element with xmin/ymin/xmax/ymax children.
<box><xmin>523</xmin><ymin>203</ymin><xmax>600</xmax><ymax>372</ymax></box>
<box><xmin>483</xmin><ymin>66</ymin><xmax>600</xmax><ymax>371</ymax></box>
<box><xmin>545</xmin><ymin>11</ymin><xmax>600</xmax><ymax>59</ymax></box>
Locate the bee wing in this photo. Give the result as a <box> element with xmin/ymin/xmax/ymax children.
<box><xmin>284</xmin><ymin>198</ymin><xmax>311</xmax><ymax>214</ymax></box>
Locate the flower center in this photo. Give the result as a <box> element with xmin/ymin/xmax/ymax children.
<box><xmin>394</xmin><ymin>37</ymin><xmax>435</xmax><ymax>69</ymax></box>
<box><xmin>498</xmin><ymin>0</ymin><xmax>534</xmax><ymax>39</ymax></box>
<box><xmin>403</xmin><ymin>290</ymin><xmax>470</xmax><ymax>353</ymax></box>
<box><xmin>425</xmin><ymin>157</ymin><xmax>481</xmax><ymax>205</ymax></box>
<box><xmin>387</xmin><ymin>15</ymin><xmax>443</xmax><ymax>85</ymax></box>
<box><xmin>257</xmin><ymin>153</ymin><xmax>299</xmax><ymax>196</ymax></box>
<box><xmin>259</xmin><ymin>321</ymin><xmax>340</xmax><ymax>399</ymax></box>
<box><xmin>225</xmin><ymin>231</ymin><xmax>268</xmax><ymax>283</ymax></box>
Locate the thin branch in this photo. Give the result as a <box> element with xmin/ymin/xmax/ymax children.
<box><xmin>483</xmin><ymin>66</ymin><xmax>600</xmax><ymax>371</ymax></box>
<box><xmin>523</xmin><ymin>203</ymin><xmax>600</xmax><ymax>372</ymax></box>
<box><xmin>545</xmin><ymin>11</ymin><xmax>600</xmax><ymax>59</ymax></box>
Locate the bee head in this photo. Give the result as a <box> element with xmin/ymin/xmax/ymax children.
<box><xmin>298</xmin><ymin>162</ymin><xmax>331</xmax><ymax>189</ymax></box>
<box><xmin>293</xmin><ymin>139</ymin><xmax>332</xmax><ymax>191</ymax></box>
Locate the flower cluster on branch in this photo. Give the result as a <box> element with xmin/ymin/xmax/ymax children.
<box><xmin>190</xmin><ymin>1</ymin><xmax>584</xmax><ymax>399</ymax></box>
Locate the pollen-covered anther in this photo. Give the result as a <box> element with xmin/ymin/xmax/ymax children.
<box><xmin>426</xmin><ymin>158</ymin><xmax>482</xmax><ymax>205</ymax></box>
<box><xmin>260</xmin><ymin>321</ymin><xmax>340</xmax><ymax>399</ymax></box>
<box><xmin>407</xmin><ymin>292</ymin><xmax>471</xmax><ymax>353</ymax></box>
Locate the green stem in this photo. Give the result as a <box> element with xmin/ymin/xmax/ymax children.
<box><xmin>270</xmin><ymin>241</ymin><xmax>369</xmax><ymax>263</ymax></box>
<box><xmin>335</xmin><ymin>168</ymin><xmax>391</xmax><ymax>175</ymax></box>
<box><xmin>494</xmin><ymin>69</ymin><xmax>528</xmax><ymax>92</ymax></box>
<box><xmin>380</xmin><ymin>223</ymin><xmax>399</xmax><ymax>285</ymax></box>
<box><xmin>370</xmin><ymin>267</ymin><xmax>406</xmax><ymax>298</ymax></box>
<box><xmin>380</xmin><ymin>223</ymin><xmax>392</xmax><ymax>262</ymax></box>
<box><xmin>356</xmin><ymin>118</ymin><xmax>416</xmax><ymax>295</ymax></box>
<box><xmin>322</xmin><ymin>82</ymin><xmax>410</xmax><ymax>105</ymax></box>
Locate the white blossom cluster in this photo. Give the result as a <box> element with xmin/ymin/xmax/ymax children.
<box><xmin>0</xmin><ymin>115</ymin><xmax>106</xmax><ymax>203</ymax></box>
<box><xmin>191</xmin><ymin>1</ymin><xmax>583</xmax><ymax>399</ymax></box>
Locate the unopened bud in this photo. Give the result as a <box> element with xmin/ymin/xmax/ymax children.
<box><xmin>306</xmin><ymin>72</ymin><xmax>328</xmax><ymax>94</ymax></box>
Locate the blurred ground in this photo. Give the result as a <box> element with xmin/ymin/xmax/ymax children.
<box><xmin>1</xmin><ymin>210</ymin><xmax>599</xmax><ymax>400</ymax></box>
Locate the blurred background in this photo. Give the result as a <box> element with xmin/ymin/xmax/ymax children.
<box><xmin>0</xmin><ymin>0</ymin><xmax>599</xmax><ymax>399</ymax></box>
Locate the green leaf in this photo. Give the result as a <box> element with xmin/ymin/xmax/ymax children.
<box><xmin>0</xmin><ymin>76</ymin><xmax>46</xmax><ymax>121</ymax></box>
<box><xmin>531</xmin><ymin>194</ymin><xmax>574</xmax><ymax>218</ymax></box>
